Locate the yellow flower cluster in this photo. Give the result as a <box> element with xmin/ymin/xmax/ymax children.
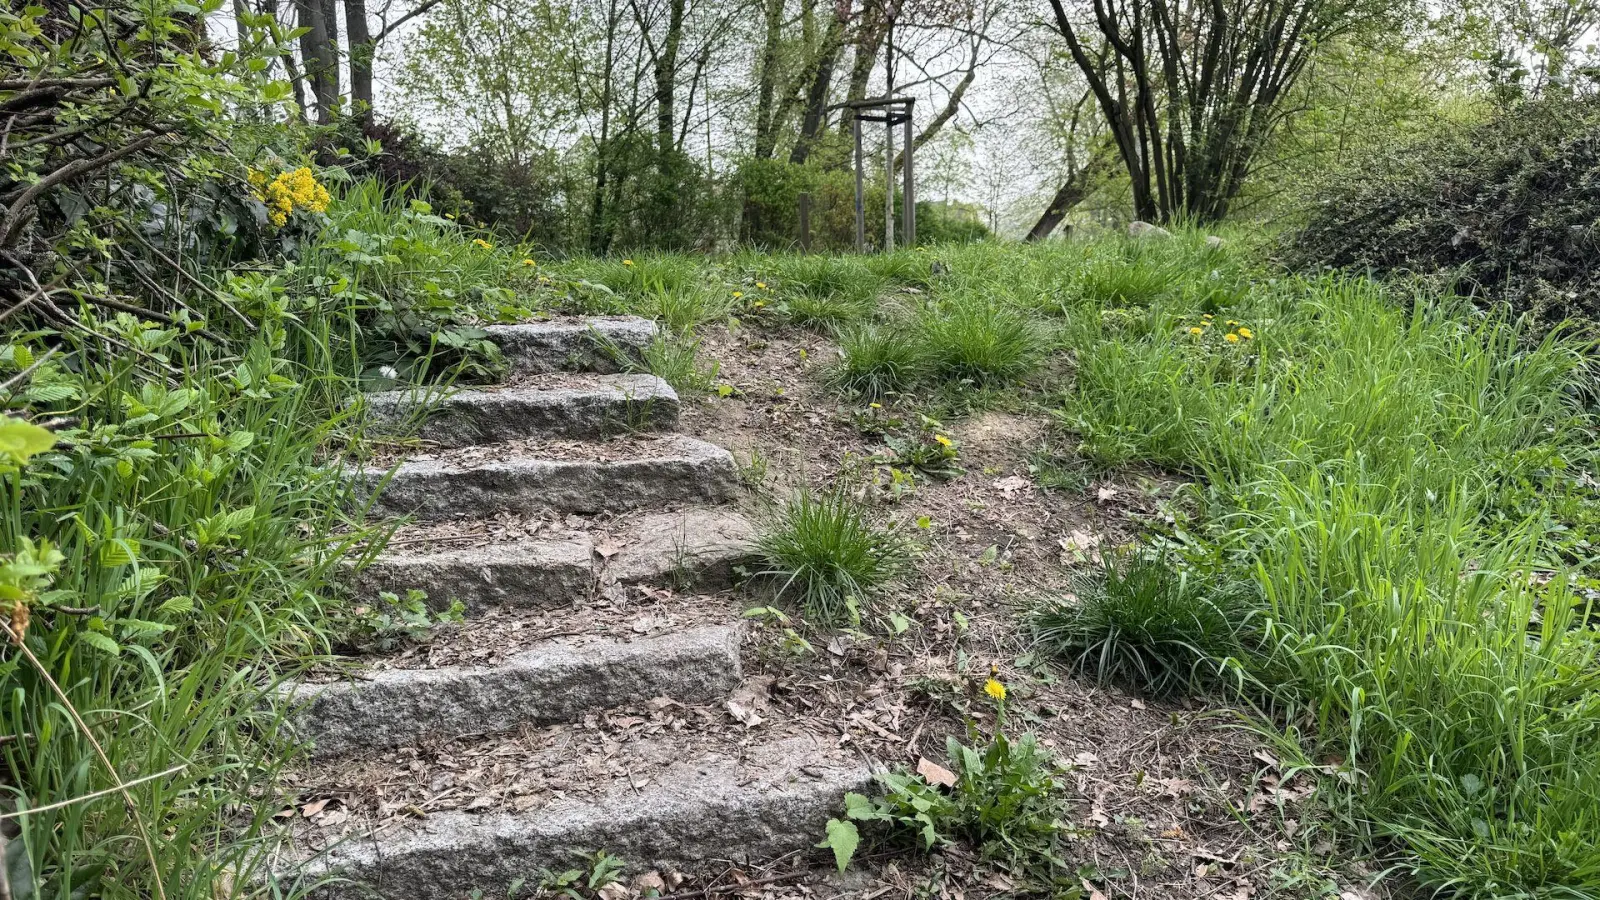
<box><xmin>1187</xmin><ymin>313</ymin><xmax>1255</xmax><ymax>344</ymax></box>
<box><xmin>253</xmin><ymin>167</ymin><xmax>330</xmax><ymax>227</ymax></box>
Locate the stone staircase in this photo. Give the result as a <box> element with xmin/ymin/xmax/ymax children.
<box><xmin>275</xmin><ymin>317</ymin><xmax>869</xmax><ymax>899</ymax></box>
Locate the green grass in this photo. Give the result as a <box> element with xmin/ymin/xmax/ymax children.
<box><xmin>828</xmin><ymin>324</ymin><xmax>925</xmax><ymax>399</ymax></box>
<box><xmin>1032</xmin><ymin>553</ymin><xmax>1253</xmax><ymax>696</ymax></box>
<box><xmin>916</xmin><ymin>295</ymin><xmax>1043</xmax><ymax>385</ymax></box>
<box><xmin>755</xmin><ymin>487</ymin><xmax>907</xmax><ymax>622</ymax></box>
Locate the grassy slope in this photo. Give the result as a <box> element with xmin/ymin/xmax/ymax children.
<box><xmin>534</xmin><ymin>234</ymin><xmax>1600</xmax><ymax>898</ymax></box>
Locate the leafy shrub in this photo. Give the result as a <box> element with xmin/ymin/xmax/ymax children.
<box><xmin>917</xmin><ymin>297</ymin><xmax>1042</xmax><ymax>385</ymax></box>
<box><xmin>1032</xmin><ymin>554</ymin><xmax>1253</xmax><ymax>696</ymax></box>
<box><xmin>828</xmin><ymin>324</ymin><xmax>925</xmax><ymax>399</ymax></box>
<box><xmin>1288</xmin><ymin>96</ymin><xmax>1600</xmax><ymax>330</ymax></box>
<box><xmin>755</xmin><ymin>487</ymin><xmax>907</xmax><ymax>622</ymax></box>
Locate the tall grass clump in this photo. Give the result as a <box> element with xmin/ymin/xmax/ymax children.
<box><xmin>755</xmin><ymin>487</ymin><xmax>907</xmax><ymax>622</ymax></box>
<box><xmin>1065</xmin><ymin>269</ymin><xmax>1600</xmax><ymax>894</ymax></box>
<box><xmin>917</xmin><ymin>296</ymin><xmax>1043</xmax><ymax>385</ymax></box>
<box><xmin>1032</xmin><ymin>554</ymin><xmax>1254</xmax><ymax>696</ymax></box>
<box><xmin>828</xmin><ymin>324</ymin><xmax>925</xmax><ymax>399</ymax></box>
<box><xmin>765</xmin><ymin>255</ymin><xmax>884</xmax><ymax>329</ymax></box>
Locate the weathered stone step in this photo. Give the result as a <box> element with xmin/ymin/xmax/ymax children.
<box><xmin>286</xmin><ymin>625</ymin><xmax>741</xmax><ymax>758</ymax></box>
<box><xmin>364</xmin><ymin>374</ymin><xmax>678</xmax><ymax>447</ymax></box>
<box><xmin>485</xmin><ymin>317</ymin><xmax>657</xmax><ymax>377</ymax></box>
<box><xmin>359</xmin><ymin>508</ymin><xmax>757</xmax><ymax>614</ymax></box>
<box><xmin>365</xmin><ymin>435</ymin><xmax>739</xmax><ymax>521</ymax></box>
<box><xmin>280</xmin><ymin>733</ymin><xmax>871</xmax><ymax>900</ymax></box>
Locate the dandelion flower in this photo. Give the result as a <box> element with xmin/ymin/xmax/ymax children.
<box><xmin>622</xmin><ymin>259</ymin><xmax>634</xmax><ymax>266</ymax></box>
<box><xmin>473</xmin><ymin>238</ymin><xmax>493</xmax><ymax>249</ymax></box>
<box><xmin>869</xmin><ymin>403</ymin><xmax>882</xmax><ymax>409</ymax></box>
<box><xmin>934</xmin><ymin>434</ymin><xmax>953</xmax><ymax>447</ymax></box>
<box><xmin>1188</xmin><ymin>327</ymin><xmax>1203</xmax><ymax>335</ymax></box>
<box><xmin>984</xmin><ymin>679</ymin><xmax>1006</xmax><ymax>701</ymax></box>
<box><xmin>753</xmin><ymin>300</ymin><xmax>765</xmax><ymax>308</ymax></box>
<box><xmin>1225</xmin><ymin>332</ymin><xmax>1240</xmax><ymax>343</ymax></box>
<box><xmin>522</xmin><ymin>258</ymin><xmax>537</xmax><ymax>267</ymax></box>
<box><xmin>756</xmin><ymin>282</ymin><xmax>768</xmax><ymax>289</ymax></box>
<box><xmin>1237</xmin><ymin>327</ymin><xmax>1253</xmax><ymax>339</ymax></box>
<box><xmin>732</xmin><ymin>291</ymin><xmax>744</xmax><ymax>298</ymax></box>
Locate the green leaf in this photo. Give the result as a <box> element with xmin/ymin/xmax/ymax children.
<box><xmin>76</xmin><ymin>630</ymin><xmax>121</xmax><ymax>657</ymax></box>
<box><xmin>0</xmin><ymin>416</ymin><xmax>56</xmax><ymax>466</ymax></box>
<box><xmin>817</xmin><ymin>818</ymin><xmax>859</xmax><ymax>872</ymax></box>
<box><xmin>843</xmin><ymin>792</ymin><xmax>878</xmax><ymax>820</ymax></box>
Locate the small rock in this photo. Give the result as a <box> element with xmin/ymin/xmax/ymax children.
<box><xmin>1205</xmin><ymin>235</ymin><xmax>1225</xmax><ymax>249</ymax></box>
<box><xmin>1128</xmin><ymin>220</ymin><xmax>1173</xmax><ymax>240</ymax></box>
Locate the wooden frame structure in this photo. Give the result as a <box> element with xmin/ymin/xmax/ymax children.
<box><xmin>836</xmin><ymin>96</ymin><xmax>916</xmax><ymax>253</ymax></box>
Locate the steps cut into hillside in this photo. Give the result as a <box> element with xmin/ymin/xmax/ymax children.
<box><xmin>357</xmin><ymin>507</ymin><xmax>757</xmax><ymax>613</ymax></box>
<box><xmin>486</xmin><ymin>317</ymin><xmax>657</xmax><ymax>377</ymax></box>
<box><xmin>364</xmin><ymin>434</ymin><xmax>740</xmax><ymax>520</ymax></box>
<box><xmin>364</xmin><ymin>373</ymin><xmax>678</xmax><ymax>447</ymax></box>
<box><xmin>287</xmin><ymin>625</ymin><xmax>741</xmax><ymax>758</ymax></box>
<box><xmin>286</xmin><ymin>732</ymin><xmax>871</xmax><ymax>900</ymax></box>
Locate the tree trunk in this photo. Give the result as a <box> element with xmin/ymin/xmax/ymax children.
<box><xmin>789</xmin><ymin>5</ymin><xmax>847</xmax><ymax>164</ymax></box>
<box><xmin>590</xmin><ymin>0</ymin><xmax>621</xmax><ymax>253</ymax></box>
<box><xmin>752</xmin><ymin>0</ymin><xmax>785</xmax><ymax>159</ymax></box>
<box><xmin>320</xmin><ymin>0</ymin><xmax>342</xmax><ymax>109</ymax></box>
<box><xmin>1025</xmin><ymin>151</ymin><xmax>1111</xmax><ymax>241</ymax></box>
<box><xmin>345</xmin><ymin>0</ymin><xmax>373</xmax><ymax>110</ymax></box>
<box><xmin>294</xmin><ymin>0</ymin><xmax>336</xmax><ymax>122</ymax></box>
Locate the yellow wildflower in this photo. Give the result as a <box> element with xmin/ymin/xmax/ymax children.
<box><xmin>473</xmin><ymin>238</ymin><xmax>493</xmax><ymax>250</ymax></box>
<box><xmin>1188</xmin><ymin>327</ymin><xmax>1203</xmax><ymax>335</ymax></box>
<box><xmin>1237</xmin><ymin>327</ymin><xmax>1253</xmax><ymax>339</ymax></box>
<box><xmin>622</xmin><ymin>259</ymin><xmax>634</xmax><ymax>266</ymax></box>
<box><xmin>259</xmin><ymin>167</ymin><xmax>329</xmax><ymax>227</ymax></box>
<box><xmin>934</xmin><ymin>434</ymin><xmax>952</xmax><ymax>447</ymax></box>
<box><xmin>753</xmin><ymin>300</ymin><xmax>765</xmax><ymax>308</ymax></box>
<box><xmin>756</xmin><ymin>282</ymin><xmax>768</xmax><ymax>289</ymax></box>
<box><xmin>1225</xmin><ymin>332</ymin><xmax>1240</xmax><ymax>343</ymax></box>
<box><xmin>869</xmin><ymin>403</ymin><xmax>882</xmax><ymax>409</ymax></box>
<box><xmin>522</xmin><ymin>258</ymin><xmax>537</xmax><ymax>267</ymax></box>
<box><xmin>1226</xmin><ymin>320</ymin><xmax>1240</xmax><ymax>327</ymax></box>
<box><xmin>445</xmin><ymin>213</ymin><xmax>455</xmax><ymax>219</ymax></box>
<box><xmin>732</xmin><ymin>291</ymin><xmax>744</xmax><ymax>298</ymax></box>
<box><xmin>984</xmin><ymin>679</ymin><xmax>1006</xmax><ymax>701</ymax></box>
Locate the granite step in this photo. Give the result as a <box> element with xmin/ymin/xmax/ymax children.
<box><xmin>485</xmin><ymin>317</ymin><xmax>657</xmax><ymax>377</ymax></box>
<box><xmin>286</xmin><ymin>624</ymin><xmax>742</xmax><ymax>758</ymax></box>
<box><xmin>358</xmin><ymin>508</ymin><xmax>757</xmax><ymax>614</ymax></box>
<box><xmin>365</xmin><ymin>374</ymin><xmax>678</xmax><ymax>447</ymax></box>
<box><xmin>276</xmin><ymin>732</ymin><xmax>871</xmax><ymax>900</ymax></box>
<box><xmin>364</xmin><ymin>435</ymin><xmax>740</xmax><ymax>521</ymax></box>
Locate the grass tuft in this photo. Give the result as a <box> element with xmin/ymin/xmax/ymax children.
<box><xmin>755</xmin><ymin>487</ymin><xmax>907</xmax><ymax>622</ymax></box>
<box><xmin>917</xmin><ymin>297</ymin><xmax>1042</xmax><ymax>385</ymax></box>
<box><xmin>828</xmin><ymin>324</ymin><xmax>925</xmax><ymax>399</ymax></box>
<box><xmin>1032</xmin><ymin>554</ymin><xmax>1252</xmax><ymax>696</ymax></box>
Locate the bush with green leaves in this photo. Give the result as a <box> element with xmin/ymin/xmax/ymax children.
<box><xmin>754</xmin><ymin>486</ymin><xmax>907</xmax><ymax>622</ymax></box>
<box><xmin>1032</xmin><ymin>554</ymin><xmax>1254</xmax><ymax>696</ymax></box>
<box><xmin>1288</xmin><ymin>96</ymin><xmax>1600</xmax><ymax>331</ymax></box>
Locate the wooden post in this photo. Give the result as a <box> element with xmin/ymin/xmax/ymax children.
<box><xmin>902</xmin><ymin>102</ymin><xmax>915</xmax><ymax>247</ymax></box>
<box><xmin>799</xmin><ymin>192</ymin><xmax>812</xmax><ymax>252</ymax></box>
<box><xmin>884</xmin><ymin>115</ymin><xmax>895</xmax><ymax>252</ymax></box>
<box><xmin>853</xmin><ymin>113</ymin><xmax>865</xmax><ymax>253</ymax></box>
